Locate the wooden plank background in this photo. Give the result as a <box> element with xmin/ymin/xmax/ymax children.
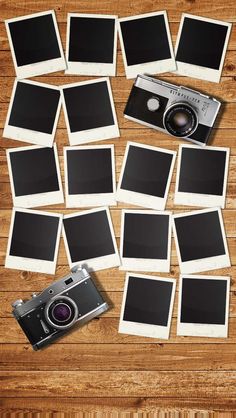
<box><xmin>0</xmin><ymin>0</ymin><xmax>236</xmax><ymax>415</ymax></box>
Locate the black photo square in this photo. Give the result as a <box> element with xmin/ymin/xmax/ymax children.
<box><xmin>61</xmin><ymin>79</ymin><xmax>119</xmax><ymax>145</ymax></box>
<box><xmin>8</xmin><ymin>81</ymin><xmax>60</xmax><ymax>134</ymax></box>
<box><xmin>65</xmin><ymin>146</ymin><xmax>115</xmax><ymax>207</ymax></box>
<box><xmin>175</xmin><ymin>145</ymin><xmax>229</xmax><ymax>208</ymax></box>
<box><xmin>69</xmin><ymin>16</ymin><xmax>115</xmax><ymax>63</ymax></box>
<box><xmin>119</xmin><ymin>273</ymin><xmax>176</xmax><ymax>339</ymax></box>
<box><xmin>63</xmin><ymin>208</ymin><xmax>120</xmax><ymax>271</ymax></box>
<box><xmin>173</xmin><ymin>209</ymin><xmax>230</xmax><ymax>274</ymax></box>
<box><xmin>175</xmin><ymin>14</ymin><xmax>231</xmax><ymax>82</ymax></box>
<box><xmin>177</xmin><ymin>275</ymin><xmax>230</xmax><ymax>338</ymax></box>
<box><xmin>5</xmin><ymin>208</ymin><xmax>62</xmax><ymax>274</ymax></box>
<box><xmin>8</xmin><ymin>13</ymin><xmax>61</xmax><ymax>67</ymax></box>
<box><xmin>3</xmin><ymin>80</ymin><xmax>61</xmax><ymax>147</ymax></box>
<box><xmin>5</xmin><ymin>11</ymin><xmax>66</xmax><ymax>78</ymax></box>
<box><xmin>7</xmin><ymin>144</ymin><xmax>63</xmax><ymax>208</ymax></box>
<box><xmin>117</xmin><ymin>142</ymin><xmax>175</xmax><ymax>210</ymax></box>
<box><xmin>118</xmin><ymin>11</ymin><xmax>176</xmax><ymax>78</ymax></box>
<box><xmin>120</xmin><ymin>210</ymin><xmax>171</xmax><ymax>272</ymax></box>
<box><xmin>181</xmin><ymin>277</ymin><xmax>227</xmax><ymax>324</ymax></box>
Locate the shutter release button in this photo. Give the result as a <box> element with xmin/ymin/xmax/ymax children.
<box><xmin>147</xmin><ymin>97</ymin><xmax>160</xmax><ymax>112</ymax></box>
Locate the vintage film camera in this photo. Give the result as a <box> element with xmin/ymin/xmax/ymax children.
<box><xmin>124</xmin><ymin>74</ymin><xmax>221</xmax><ymax>146</ymax></box>
<box><xmin>12</xmin><ymin>266</ymin><xmax>108</xmax><ymax>350</ymax></box>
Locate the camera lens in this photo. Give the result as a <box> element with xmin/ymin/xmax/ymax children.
<box><xmin>45</xmin><ymin>296</ymin><xmax>78</xmax><ymax>329</ymax></box>
<box><xmin>52</xmin><ymin>303</ymin><xmax>71</xmax><ymax>322</ymax></box>
<box><xmin>164</xmin><ymin>103</ymin><xmax>198</xmax><ymax>137</ymax></box>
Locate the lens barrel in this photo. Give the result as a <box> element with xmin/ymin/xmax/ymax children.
<box><xmin>164</xmin><ymin>103</ymin><xmax>198</xmax><ymax>137</ymax></box>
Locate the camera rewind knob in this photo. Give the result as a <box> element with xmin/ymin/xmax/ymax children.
<box><xmin>147</xmin><ymin>97</ymin><xmax>160</xmax><ymax>112</ymax></box>
<box><xmin>12</xmin><ymin>299</ymin><xmax>24</xmax><ymax>308</ymax></box>
<box><xmin>31</xmin><ymin>292</ymin><xmax>37</xmax><ymax>298</ymax></box>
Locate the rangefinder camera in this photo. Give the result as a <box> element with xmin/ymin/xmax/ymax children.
<box><xmin>124</xmin><ymin>74</ymin><xmax>221</xmax><ymax>146</ymax></box>
<box><xmin>12</xmin><ymin>266</ymin><xmax>108</xmax><ymax>350</ymax></box>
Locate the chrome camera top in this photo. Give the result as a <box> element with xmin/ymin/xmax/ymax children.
<box><xmin>124</xmin><ymin>74</ymin><xmax>221</xmax><ymax>146</ymax></box>
<box><xmin>12</xmin><ymin>266</ymin><xmax>108</xmax><ymax>350</ymax></box>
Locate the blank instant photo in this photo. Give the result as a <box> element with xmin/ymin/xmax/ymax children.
<box><xmin>177</xmin><ymin>275</ymin><xmax>230</xmax><ymax>338</ymax></box>
<box><xmin>63</xmin><ymin>207</ymin><xmax>120</xmax><ymax>271</ymax></box>
<box><xmin>120</xmin><ymin>210</ymin><xmax>172</xmax><ymax>272</ymax></box>
<box><xmin>3</xmin><ymin>79</ymin><xmax>61</xmax><ymax>147</ymax></box>
<box><xmin>174</xmin><ymin>145</ymin><xmax>230</xmax><ymax>208</ymax></box>
<box><xmin>64</xmin><ymin>145</ymin><xmax>116</xmax><ymax>207</ymax></box>
<box><xmin>172</xmin><ymin>208</ymin><xmax>230</xmax><ymax>274</ymax></box>
<box><xmin>61</xmin><ymin>78</ymin><xmax>119</xmax><ymax>145</ymax></box>
<box><xmin>116</xmin><ymin>142</ymin><xmax>176</xmax><ymax>210</ymax></box>
<box><xmin>6</xmin><ymin>144</ymin><xmax>64</xmax><ymax>208</ymax></box>
<box><xmin>119</xmin><ymin>273</ymin><xmax>176</xmax><ymax>339</ymax></box>
<box><xmin>5</xmin><ymin>208</ymin><xmax>62</xmax><ymax>274</ymax></box>
<box><xmin>5</xmin><ymin>10</ymin><xmax>66</xmax><ymax>79</ymax></box>
<box><xmin>66</xmin><ymin>13</ymin><xmax>118</xmax><ymax>76</ymax></box>
<box><xmin>174</xmin><ymin>13</ymin><xmax>232</xmax><ymax>82</ymax></box>
<box><xmin>118</xmin><ymin>11</ymin><xmax>176</xmax><ymax>79</ymax></box>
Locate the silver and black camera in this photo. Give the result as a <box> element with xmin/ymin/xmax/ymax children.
<box><xmin>124</xmin><ymin>74</ymin><xmax>221</xmax><ymax>146</ymax></box>
<box><xmin>12</xmin><ymin>266</ymin><xmax>108</xmax><ymax>350</ymax></box>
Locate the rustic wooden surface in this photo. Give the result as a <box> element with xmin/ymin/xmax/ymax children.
<box><xmin>0</xmin><ymin>0</ymin><xmax>236</xmax><ymax>415</ymax></box>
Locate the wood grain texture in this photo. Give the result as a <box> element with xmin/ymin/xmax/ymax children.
<box><xmin>0</xmin><ymin>0</ymin><xmax>236</xmax><ymax>414</ymax></box>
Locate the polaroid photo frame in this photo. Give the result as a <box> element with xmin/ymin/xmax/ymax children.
<box><xmin>120</xmin><ymin>209</ymin><xmax>172</xmax><ymax>272</ymax></box>
<box><xmin>5</xmin><ymin>10</ymin><xmax>66</xmax><ymax>79</ymax></box>
<box><xmin>3</xmin><ymin>79</ymin><xmax>61</xmax><ymax>147</ymax></box>
<box><xmin>64</xmin><ymin>145</ymin><xmax>116</xmax><ymax>207</ymax></box>
<box><xmin>174</xmin><ymin>13</ymin><xmax>232</xmax><ymax>83</ymax></box>
<box><xmin>119</xmin><ymin>273</ymin><xmax>176</xmax><ymax>339</ymax></box>
<box><xmin>5</xmin><ymin>208</ymin><xmax>62</xmax><ymax>274</ymax></box>
<box><xmin>177</xmin><ymin>275</ymin><xmax>230</xmax><ymax>338</ymax></box>
<box><xmin>61</xmin><ymin>77</ymin><xmax>120</xmax><ymax>145</ymax></box>
<box><xmin>174</xmin><ymin>144</ymin><xmax>230</xmax><ymax>209</ymax></box>
<box><xmin>118</xmin><ymin>11</ymin><xmax>176</xmax><ymax>79</ymax></box>
<box><xmin>62</xmin><ymin>207</ymin><xmax>120</xmax><ymax>271</ymax></box>
<box><xmin>116</xmin><ymin>142</ymin><xmax>176</xmax><ymax>210</ymax></box>
<box><xmin>6</xmin><ymin>144</ymin><xmax>64</xmax><ymax>208</ymax></box>
<box><xmin>172</xmin><ymin>208</ymin><xmax>230</xmax><ymax>274</ymax></box>
<box><xmin>65</xmin><ymin>13</ymin><xmax>118</xmax><ymax>76</ymax></box>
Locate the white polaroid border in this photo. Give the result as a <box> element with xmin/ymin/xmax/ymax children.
<box><xmin>64</xmin><ymin>145</ymin><xmax>116</xmax><ymax>208</ymax></box>
<box><xmin>177</xmin><ymin>274</ymin><xmax>230</xmax><ymax>338</ymax></box>
<box><xmin>62</xmin><ymin>206</ymin><xmax>120</xmax><ymax>271</ymax></box>
<box><xmin>174</xmin><ymin>144</ymin><xmax>230</xmax><ymax>209</ymax></box>
<box><xmin>119</xmin><ymin>272</ymin><xmax>176</xmax><ymax>339</ymax></box>
<box><xmin>120</xmin><ymin>209</ymin><xmax>172</xmax><ymax>272</ymax></box>
<box><xmin>174</xmin><ymin>13</ymin><xmax>232</xmax><ymax>83</ymax></box>
<box><xmin>61</xmin><ymin>77</ymin><xmax>120</xmax><ymax>145</ymax></box>
<box><xmin>5</xmin><ymin>10</ymin><xmax>66</xmax><ymax>79</ymax></box>
<box><xmin>65</xmin><ymin>13</ymin><xmax>118</xmax><ymax>76</ymax></box>
<box><xmin>3</xmin><ymin>79</ymin><xmax>61</xmax><ymax>147</ymax></box>
<box><xmin>6</xmin><ymin>144</ymin><xmax>64</xmax><ymax>208</ymax></box>
<box><xmin>5</xmin><ymin>207</ymin><xmax>63</xmax><ymax>274</ymax></box>
<box><xmin>116</xmin><ymin>141</ymin><xmax>176</xmax><ymax>210</ymax></box>
<box><xmin>118</xmin><ymin>11</ymin><xmax>176</xmax><ymax>79</ymax></box>
<box><xmin>172</xmin><ymin>208</ymin><xmax>231</xmax><ymax>274</ymax></box>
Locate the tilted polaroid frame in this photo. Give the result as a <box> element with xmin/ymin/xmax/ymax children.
<box><xmin>174</xmin><ymin>13</ymin><xmax>232</xmax><ymax>83</ymax></box>
<box><xmin>3</xmin><ymin>79</ymin><xmax>61</xmax><ymax>147</ymax></box>
<box><xmin>60</xmin><ymin>77</ymin><xmax>120</xmax><ymax>145</ymax></box>
<box><xmin>172</xmin><ymin>208</ymin><xmax>231</xmax><ymax>274</ymax></box>
<box><xmin>65</xmin><ymin>13</ymin><xmax>118</xmax><ymax>76</ymax></box>
<box><xmin>119</xmin><ymin>209</ymin><xmax>172</xmax><ymax>272</ymax></box>
<box><xmin>5</xmin><ymin>208</ymin><xmax>63</xmax><ymax>274</ymax></box>
<box><xmin>62</xmin><ymin>207</ymin><xmax>120</xmax><ymax>271</ymax></box>
<box><xmin>174</xmin><ymin>144</ymin><xmax>230</xmax><ymax>208</ymax></box>
<box><xmin>64</xmin><ymin>145</ymin><xmax>116</xmax><ymax>207</ymax></box>
<box><xmin>5</xmin><ymin>10</ymin><xmax>66</xmax><ymax>79</ymax></box>
<box><xmin>116</xmin><ymin>141</ymin><xmax>176</xmax><ymax>210</ymax></box>
<box><xmin>118</xmin><ymin>11</ymin><xmax>176</xmax><ymax>79</ymax></box>
<box><xmin>177</xmin><ymin>274</ymin><xmax>230</xmax><ymax>338</ymax></box>
<box><xmin>119</xmin><ymin>272</ymin><xmax>176</xmax><ymax>339</ymax></box>
<box><xmin>6</xmin><ymin>144</ymin><xmax>64</xmax><ymax>208</ymax></box>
